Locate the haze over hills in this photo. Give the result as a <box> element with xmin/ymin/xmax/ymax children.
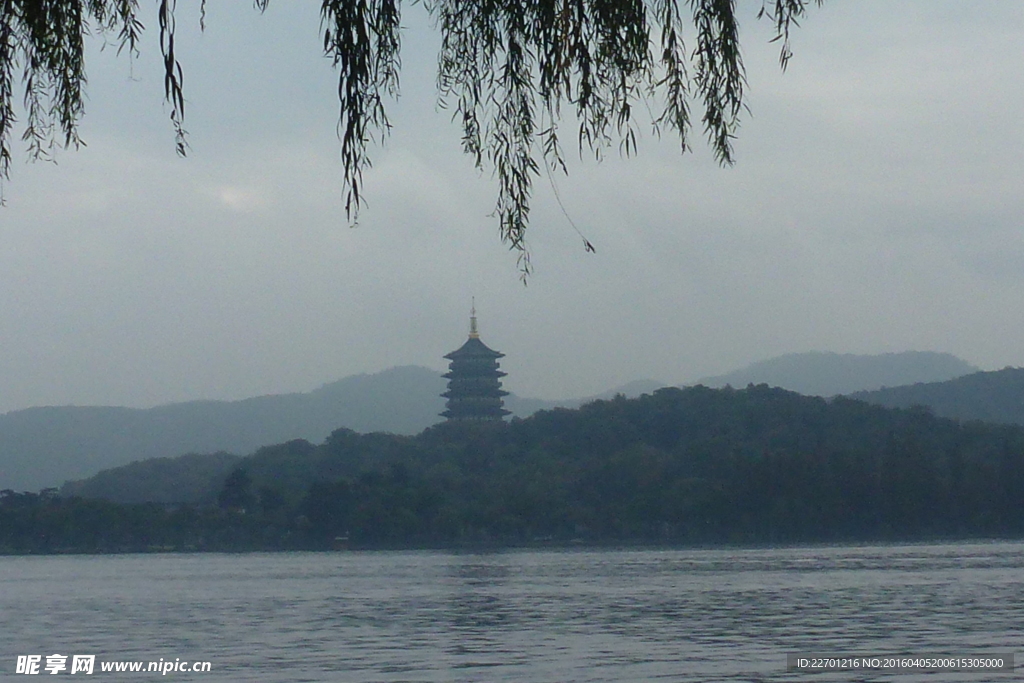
<box><xmin>694</xmin><ymin>351</ymin><xmax>977</xmax><ymax>397</ymax></box>
<box><xmin>1</xmin><ymin>366</ymin><xmax>441</xmax><ymax>492</ymax></box>
<box><xmin>850</xmin><ymin>367</ymin><xmax>1024</xmax><ymax>426</ymax></box>
<box><xmin>60</xmin><ymin>452</ymin><xmax>244</xmax><ymax>505</ymax></box>
<box><xmin>0</xmin><ymin>367</ymin><xmax>660</xmax><ymax>492</ymax></box>
<box><xmin>40</xmin><ymin>384</ymin><xmax>1024</xmax><ymax>552</ymax></box>
<box><xmin>1</xmin><ymin>351</ymin><xmax>987</xmax><ymax>493</ymax></box>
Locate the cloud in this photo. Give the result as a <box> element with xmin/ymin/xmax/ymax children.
<box><xmin>1</xmin><ymin>1</ymin><xmax>1023</xmax><ymax>411</ymax></box>
<box><xmin>210</xmin><ymin>185</ymin><xmax>272</xmax><ymax>213</ymax></box>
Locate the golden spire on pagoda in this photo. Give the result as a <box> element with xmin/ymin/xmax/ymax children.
<box><xmin>469</xmin><ymin>297</ymin><xmax>479</xmax><ymax>339</ymax></box>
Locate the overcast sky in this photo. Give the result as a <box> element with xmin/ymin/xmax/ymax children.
<box><xmin>1</xmin><ymin>1</ymin><xmax>1022</xmax><ymax>412</ymax></box>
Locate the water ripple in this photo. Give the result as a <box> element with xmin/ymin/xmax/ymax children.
<box><xmin>2</xmin><ymin>542</ymin><xmax>1022</xmax><ymax>682</ymax></box>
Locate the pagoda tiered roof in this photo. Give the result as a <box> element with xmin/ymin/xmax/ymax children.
<box><xmin>440</xmin><ymin>304</ymin><xmax>510</xmax><ymax>421</ymax></box>
<box><xmin>443</xmin><ymin>336</ymin><xmax>505</xmax><ymax>361</ymax></box>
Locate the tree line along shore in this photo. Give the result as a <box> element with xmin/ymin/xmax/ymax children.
<box><xmin>4</xmin><ymin>385</ymin><xmax>1024</xmax><ymax>554</ymax></box>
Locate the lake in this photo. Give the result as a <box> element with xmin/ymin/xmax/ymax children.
<box><xmin>2</xmin><ymin>542</ymin><xmax>1021</xmax><ymax>681</ymax></box>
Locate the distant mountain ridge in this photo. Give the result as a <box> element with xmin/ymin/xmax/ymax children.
<box><xmin>0</xmin><ymin>366</ymin><xmax>444</xmax><ymax>492</ymax></box>
<box><xmin>695</xmin><ymin>351</ymin><xmax>977</xmax><ymax>397</ymax></box>
<box><xmin>45</xmin><ymin>385</ymin><xmax>1024</xmax><ymax>552</ymax></box>
<box><xmin>0</xmin><ymin>367</ymin><xmax>661</xmax><ymax>492</ymax></box>
<box><xmin>60</xmin><ymin>452</ymin><xmax>243</xmax><ymax>505</ymax></box>
<box><xmin>2</xmin><ymin>351</ymin><xmax>989</xmax><ymax>493</ymax></box>
<box><xmin>850</xmin><ymin>367</ymin><xmax>1024</xmax><ymax>425</ymax></box>
<box><xmin>56</xmin><ymin>354</ymin><xmax>1022</xmax><ymax>507</ymax></box>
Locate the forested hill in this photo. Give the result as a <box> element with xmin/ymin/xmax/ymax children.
<box><xmin>850</xmin><ymin>367</ymin><xmax>1024</xmax><ymax>425</ymax></box>
<box><xmin>0</xmin><ymin>366</ymin><xmax>447</xmax><ymax>492</ymax></box>
<box><xmin>0</xmin><ymin>366</ymin><xmax>660</xmax><ymax>493</ymax></box>
<box><xmin>16</xmin><ymin>385</ymin><xmax>1024</xmax><ymax>553</ymax></box>
<box><xmin>696</xmin><ymin>351</ymin><xmax>976</xmax><ymax>396</ymax></box>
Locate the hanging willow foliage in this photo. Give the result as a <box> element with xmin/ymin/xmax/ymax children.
<box><xmin>0</xmin><ymin>0</ymin><xmax>818</xmax><ymax>268</ymax></box>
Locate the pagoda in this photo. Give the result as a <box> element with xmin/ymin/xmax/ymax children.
<box><xmin>441</xmin><ymin>302</ymin><xmax>511</xmax><ymax>421</ymax></box>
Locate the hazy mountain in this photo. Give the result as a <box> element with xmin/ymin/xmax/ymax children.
<box><xmin>504</xmin><ymin>378</ymin><xmax>665</xmax><ymax>416</ymax></box>
<box><xmin>60</xmin><ymin>452</ymin><xmax>243</xmax><ymax>505</ymax></box>
<box><xmin>56</xmin><ymin>380</ymin><xmax>667</xmax><ymax>503</ymax></box>
<box><xmin>44</xmin><ymin>384</ymin><xmax>1024</xmax><ymax>549</ymax></box>
<box><xmin>850</xmin><ymin>367</ymin><xmax>1024</xmax><ymax>425</ymax></box>
<box><xmin>0</xmin><ymin>366</ymin><xmax>442</xmax><ymax>492</ymax></box>
<box><xmin>2</xmin><ymin>366</ymin><xmax>663</xmax><ymax>492</ymax></box>
<box><xmin>590</xmin><ymin>379</ymin><xmax>666</xmax><ymax>400</ymax></box>
<box><xmin>695</xmin><ymin>351</ymin><xmax>977</xmax><ymax>397</ymax></box>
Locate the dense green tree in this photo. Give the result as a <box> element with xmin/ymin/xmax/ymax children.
<box><xmin>217</xmin><ymin>467</ymin><xmax>255</xmax><ymax>511</ymax></box>
<box><xmin>7</xmin><ymin>384</ymin><xmax>1024</xmax><ymax>554</ymax></box>
<box><xmin>299</xmin><ymin>479</ymin><xmax>352</xmax><ymax>538</ymax></box>
<box><xmin>0</xmin><ymin>0</ymin><xmax>819</xmax><ymax>268</ymax></box>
